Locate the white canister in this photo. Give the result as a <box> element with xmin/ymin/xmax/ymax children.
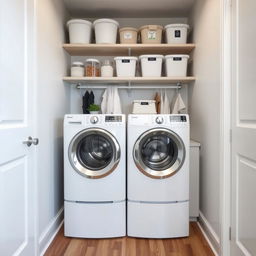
<box><xmin>139</xmin><ymin>55</ymin><xmax>164</xmax><ymax>77</ymax></box>
<box><xmin>165</xmin><ymin>55</ymin><xmax>189</xmax><ymax>77</ymax></box>
<box><xmin>67</xmin><ymin>19</ymin><xmax>92</xmax><ymax>44</ymax></box>
<box><xmin>114</xmin><ymin>57</ymin><xmax>138</xmax><ymax>77</ymax></box>
<box><xmin>165</xmin><ymin>24</ymin><xmax>189</xmax><ymax>44</ymax></box>
<box><xmin>93</xmin><ymin>19</ymin><xmax>119</xmax><ymax>44</ymax></box>
<box><xmin>71</xmin><ymin>62</ymin><xmax>84</xmax><ymax>77</ymax></box>
<box><xmin>101</xmin><ymin>60</ymin><xmax>114</xmax><ymax>77</ymax></box>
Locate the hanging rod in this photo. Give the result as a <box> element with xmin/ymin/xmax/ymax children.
<box><xmin>76</xmin><ymin>84</ymin><xmax>182</xmax><ymax>90</ymax></box>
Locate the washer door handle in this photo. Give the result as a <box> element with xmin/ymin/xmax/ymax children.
<box><xmin>23</xmin><ymin>136</ymin><xmax>39</xmax><ymax>147</ymax></box>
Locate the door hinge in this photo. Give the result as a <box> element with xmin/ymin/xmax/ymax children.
<box><xmin>229</xmin><ymin>227</ymin><xmax>232</xmax><ymax>240</ymax></box>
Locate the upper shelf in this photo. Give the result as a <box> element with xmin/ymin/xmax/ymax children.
<box><xmin>63</xmin><ymin>43</ymin><xmax>195</xmax><ymax>56</ymax></box>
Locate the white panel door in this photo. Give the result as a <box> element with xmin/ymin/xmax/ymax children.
<box><xmin>0</xmin><ymin>0</ymin><xmax>36</xmax><ymax>255</ymax></box>
<box><xmin>231</xmin><ymin>0</ymin><xmax>256</xmax><ymax>255</ymax></box>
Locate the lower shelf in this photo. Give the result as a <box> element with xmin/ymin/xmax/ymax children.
<box><xmin>63</xmin><ymin>76</ymin><xmax>196</xmax><ymax>85</ymax></box>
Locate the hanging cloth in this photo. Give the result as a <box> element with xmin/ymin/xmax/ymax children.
<box><xmin>88</xmin><ymin>91</ymin><xmax>95</xmax><ymax>106</ymax></box>
<box><xmin>160</xmin><ymin>91</ymin><xmax>164</xmax><ymax>114</ymax></box>
<box><xmin>162</xmin><ymin>90</ymin><xmax>170</xmax><ymax>114</ymax></box>
<box><xmin>171</xmin><ymin>93</ymin><xmax>186</xmax><ymax>114</ymax></box>
<box><xmin>101</xmin><ymin>88</ymin><xmax>109</xmax><ymax>114</ymax></box>
<box><xmin>112</xmin><ymin>87</ymin><xmax>122</xmax><ymax>114</ymax></box>
<box><xmin>82</xmin><ymin>91</ymin><xmax>90</xmax><ymax>114</ymax></box>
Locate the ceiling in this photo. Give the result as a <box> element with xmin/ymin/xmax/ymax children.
<box><xmin>64</xmin><ymin>0</ymin><xmax>195</xmax><ymax>18</ymax></box>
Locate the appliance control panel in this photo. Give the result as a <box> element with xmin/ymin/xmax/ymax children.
<box><xmin>105</xmin><ymin>115</ymin><xmax>123</xmax><ymax>122</ymax></box>
<box><xmin>170</xmin><ymin>115</ymin><xmax>187</xmax><ymax>122</ymax></box>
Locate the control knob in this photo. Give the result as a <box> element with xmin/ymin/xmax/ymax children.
<box><xmin>90</xmin><ymin>116</ymin><xmax>99</xmax><ymax>124</ymax></box>
<box><xmin>155</xmin><ymin>116</ymin><xmax>164</xmax><ymax>124</ymax></box>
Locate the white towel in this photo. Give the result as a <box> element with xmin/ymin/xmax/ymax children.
<box><xmin>101</xmin><ymin>88</ymin><xmax>109</xmax><ymax>114</ymax></box>
<box><xmin>112</xmin><ymin>87</ymin><xmax>122</xmax><ymax>114</ymax></box>
<box><xmin>162</xmin><ymin>91</ymin><xmax>170</xmax><ymax>114</ymax></box>
<box><xmin>101</xmin><ymin>87</ymin><xmax>122</xmax><ymax>114</ymax></box>
<box><xmin>160</xmin><ymin>91</ymin><xmax>170</xmax><ymax>114</ymax></box>
<box><xmin>171</xmin><ymin>93</ymin><xmax>186</xmax><ymax>114</ymax></box>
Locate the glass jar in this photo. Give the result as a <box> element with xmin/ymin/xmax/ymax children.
<box><xmin>85</xmin><ymin>58</ymin><xmax>100</xmax><ymax>77</ymax></box>
<box><xmin>71</xmin><ymin>62</ymin><xmax>84</xmax><ymax>77</ymax></box>
<box><xmin>101</xmin><ymin>60</ymin><xmax>114</xmax><ymax>77</ymax></box>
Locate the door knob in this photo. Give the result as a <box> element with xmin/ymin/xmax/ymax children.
<box><xmin>23</xmin><ymin>136</ymin><xmax>39</xmax><ymax>147</ymax></box>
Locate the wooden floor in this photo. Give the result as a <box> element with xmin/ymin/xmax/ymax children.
<box><xmin>45</xmin><ymin>222</ymin><xmax>214</xmax><ymax>256</ymax></box>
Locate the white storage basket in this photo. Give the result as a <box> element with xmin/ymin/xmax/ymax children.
<box><xmin>139</xmin><ymin>55</ymin><xmax>164</xmax><ymax>77</ymax></box>
<box><xmin>165</xmin><ymin>55</ymin><xmax>189</xmax><ymax>77</ymax></box>
<box><xmin>93</xmin><ymin>19</ymin><xmax>119</xmax><ymax>44</ymax></box>
<box><xmin>165</xmin><ymin>24</ymin><xmax>189</xmax><ymax>44</ymax></box>
<box><xmin>67</xmin><ymin>19</ymin><xmax>92</xmax><ymax>44</ymax></box>
<box><xmin>114</xmin><ymin>57</ymin><xmax>138</xmax><ymax>77</ymax></box>
<box><xmin>132</xmin><ymin>100</ymin><xmax>157</xmax><ymax>114</ymax></box>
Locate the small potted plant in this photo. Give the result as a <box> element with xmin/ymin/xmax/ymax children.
<box><xmin>87</xmin><ymin>104</ymin><xmax>100</xmax><ymax>114</ymax></box>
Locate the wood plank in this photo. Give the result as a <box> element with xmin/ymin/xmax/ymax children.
<box><xmin>63</xmin><ymin>76</ymin><xmax>196</xmax><ymax>85</ymax></box>
<box><xmin>63</xmin><ymin>43</ymin><xmax>195</xmax><ymax>56</ymax></box>
<box><xmin>45</xmin><ymin>223</ymin><xmax>215</xmax><ymax>256</ymax></box>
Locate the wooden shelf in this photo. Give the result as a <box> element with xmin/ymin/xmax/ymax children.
<box><xmin>63</xmin><ymin>76</ymin><xmax>196</xmax><ymax>85</ymax></box>
<box><xmin>63</xmin><ymin>43</ymin><xmax>195</xmax><ymax>56</ymax></box>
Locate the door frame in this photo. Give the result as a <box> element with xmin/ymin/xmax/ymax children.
<box><xmin>220</xmin><ymin>0</ymin><xmax>232</xmax><ymax>255</ymax></box>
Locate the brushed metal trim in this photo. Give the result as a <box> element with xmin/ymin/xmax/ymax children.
<box><xmin>68</xmin><ymin>128</ymin><xmax>121</xmax><ymax>179</ymax></box>
<box><xmin>133</xmin><ymin>128</ymin><xmax>185</xmax><ymax>179</ymax></box>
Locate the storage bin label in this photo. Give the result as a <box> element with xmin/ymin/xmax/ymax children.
<box><xmin>173</xmin><ymin>57</ymin><xmax>182</xmax><ymax>61</ymax></box>
<box><xmin>124</xmin><ymin>32</ymin><xmax>132</xmax><ymax>39</ymax></box>
<box><xmin>147</xmin><ymin>57</ymin><xmax>157</xmax><ymax>61</ymax></box>
<box><xmin>147</xmin><ymin>31</ymin><xmax>156</xmax><ymax>39</ymax></box>
<box><xmin>175</xmin><ymin>30</ymin><xmax>181</xmax><ymax>38</ymax></box>
<box><xmin>122</xmin><ymin>59</ymin><xmax>130</xmax><ymax>63</ymax></box>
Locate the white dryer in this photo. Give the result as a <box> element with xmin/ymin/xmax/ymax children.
<box><xmin>127</xmin><ymin>114</ymin><xmax>190</xmax><ymax>238</ymax></box>
<box><xmin>64</xmin><ymin>114</ymin><xmax>126</xmax><ymax>238</ymax></box>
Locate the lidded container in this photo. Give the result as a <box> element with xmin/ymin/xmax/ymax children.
<box><xmin>119</xmin><ymin>27</ymin><xmax>138</xmax><ymax>44</ymax></box>
<box><xmin>101</xmin><ymin>60</ymin><xmax>114</xmax><ymax>77</ymax></box>
<box><xmin>85</xmin><ymin>59</ymin><xmax>100</xmax><ymax>77</ymax></box>
<box><xmin>165</xmin><ymin>24</ymin><xmax>190</xmax><ymax>44</ymax></box>
<box><xmin>93</xmin><ymin>19</ymin><xmax>119</xmax><ymax>44</ymax></box>
<box><xmin>139</xmin><ymin>25</ymin><xmax>163</xmax><ymax>44</ymax></box>
<box><xmin>67</xmin><ymin>19</ymin><xmax>92</xmax><ymax>44</ymax></box>
<box><xmin>71</xmin><ymin>62</ymin><xmax>85</xmax><ymax>77</ymax></box>
<box><xmin>165</xmin><ymin>55</ymin><xmax>189</xmax><ymax>77</ymax></box>
<box><xmin>139</xmin><ymin>55</ymin><xmax>164</xmax><ymax>77</ymax></box>
<box><xmin>114</xmin><ymin>56</ymin><xmax>138</xmax><ymax>77</ymax></box>
<box><xmin>132</xmin><ymin>100</ymin><xmax>157</xmax><ymax>114</ymax></box>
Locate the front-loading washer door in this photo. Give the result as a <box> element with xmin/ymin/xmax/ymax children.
<box><xmin>133</xmin><ymin>128</ymin><xmax>185</xmax><ymax>179</ymax></box>
<box><xmin>69</xmin><ymin>128</ymin><xmax>121</xmax><ymax>179</ymax></box>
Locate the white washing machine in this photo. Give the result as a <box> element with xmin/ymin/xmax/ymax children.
<box><xmin>127</xmin><ymin>114</ymin><xmax>190</xmax><ymax>238</ymax></box>
<box><xmin>64</xmin><ymin>114</ymin><xmax>126</xmax><ymax>238</ymax></box>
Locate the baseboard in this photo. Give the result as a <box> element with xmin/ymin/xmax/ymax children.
<box><xmin>198</xmin><ymin>211</ymin><xmax>220</xmax><ymax>256</ymax></box>
<box><xmin>39</xmin><ymin>206</ymin><xmax>64</xmax><ymax>256</ymax></box>
<box><xmin>189</xmin><ymin>216</ymin><xmax>198</xmax><ymax>222</ymax></box>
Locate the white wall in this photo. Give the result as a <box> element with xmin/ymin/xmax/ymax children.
<box><xmin>36</xmin><ymin>0</ymin><xmax>70</xmax><ymax>254</ymax></box>
<box><xmin>189</xmin><ymin>0</ymin><xmax>221</xmax><ymax>252</ymax></box>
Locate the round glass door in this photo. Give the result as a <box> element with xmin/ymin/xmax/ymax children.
<box><xmin>133</xmin><ymin>128</ymin><xmax>185</xmax><ymax>179</ymax></box>
<box><xmin>69</xmin><ymin>128</ymin><xmax>120</xmax><ymax>179</ymax></box>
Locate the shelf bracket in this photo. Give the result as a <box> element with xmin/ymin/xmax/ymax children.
<box><xmin>76</xmin><ymin>83</ymin><xmax>82</xmax><ymax>89</ymax></box>
<box><xmin>128</xmin><ymin>47</ymin><xmax>132</xmax><ymax>56</ymax></box>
